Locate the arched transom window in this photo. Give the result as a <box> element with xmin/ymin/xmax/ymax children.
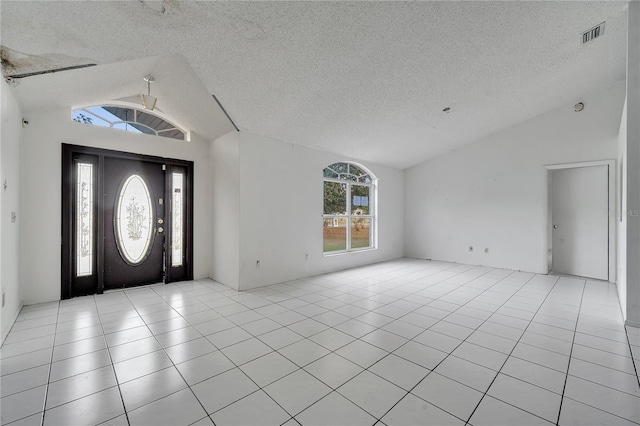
<box><xmin>323</xmin><ymin>162</ymin><xmax>376</xmax><ymax>253</ymax></box>
<box><xmin>73</xmin><ymin>106</ymin><xmax>187</xmax><ymax>140</ymax></box>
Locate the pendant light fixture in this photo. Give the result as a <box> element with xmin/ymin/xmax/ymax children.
<box><xmin>141</xmin><ymin>75</ymin><xmax>157</xmax><ymax>111</ymax></box>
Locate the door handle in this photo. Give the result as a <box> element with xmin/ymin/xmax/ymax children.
<box><xmin>553</xmin><ymin>225</ymin><xmax>558</xmax><ymax>229</ymax></box>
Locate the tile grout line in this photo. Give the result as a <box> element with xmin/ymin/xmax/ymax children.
<box><xmin>38</xmin><ymin>300</ymin><xmax>61</xmax><ymax>426</ymax></box>
<box><xmin>1</xmin><ymin>304</ymin><xmax>59</xmax><ymax>336</ymax></box>
<box><xmin>212</xmin><ymin>262</ymin><xmax>478</xmax><ymax>423</ymax></box>
<box><xmin>463</xmin><ymin>275</ymin><xmax>563</xmax><ymax>426</ymax></box>
<box><xmin>169</xmin><ymin>281</ymin><xmax>311</xmax><ymax>426</ymax></box>
<box><xmin>32</xmin><ymin>271</ymin><xmax>559</xmax><ymax>426</ymax></box>
<box><xmin>142</xmin><ymin>282</ymin><xmax>299</xmax><ymax>425</ymax></box>
<box><xmin>557</xmin><ymin>289</ymin><xmax>640</xmax><ymax>424</ymax></box>
<box><xmin>264</xmin><ymin>263</ymin><xmax>494</xmax><ymax>423</ymax></box>
<box><xmin>331</xmin><ymin>268</ymin><xmax>519</xmax><ymax>424</ymax></box>
<box><xmin>91</xmin><ymin>293</ymin><xmax>133</xmax><ymax>426</ymax></box>
<box><xmin>4</xmin><ymin>261</ymin><xmax>636</xmax><ymax>426</ymax></box>
<box><xmin>612</xmin><ymin>275</ymin><xmax>640</xmax><ymax>387</ymax></box>
<box><xmin>193</xmin><ymin>273</ymin><xmax>396</xmax><ymax>424</ymax></box>
<box><xmin>176</xmin><ymin>265</ymin><xmax>464</xmax><ymax>370</ymax></box>
<box><xmin>121</xmin><ymin>286</ymin><xmax>218</xmax><ymax>425</ymax></box>
<box><xmin>96</xmin><ymin>286</ymin><xmax>208</xmax><ymax>421</ymax></box>
<box><xmin>555</xmin><ymin>281</ymin><xmax>587</xmax><ymax>426</ymax></box>
<box><xmin>436</xmin><ymin>274</ymin><xmax>558</xmax><ymax>424</ymax></box>
<box><xmin>33</xmin><ymin>290</ymin><xmax>192</xmax><ymax>420</ymax></box>
<box><xmin>623</xmin><ymin>328</ymin><xmax>640</xmax><ymax>388</ymax></box>
<box><xmin>1</xmin><ymin>313</ymin><xmax>106</xmax><ymax>400</ymax></box>
<box><xmin>311</xmin><ymin>267</ymin><xmax>523</xmax><ymax>424</ymax></box>
<box><xmin>204</xmin><ymin>264</ymin><xmax>535</xmax><ymax>421</ymax></box>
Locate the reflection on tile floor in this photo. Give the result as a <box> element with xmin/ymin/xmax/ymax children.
<box><xmin>1</xmin><ymin>259</ymin><xmax>639</xmax><ymax>425</ymax></box>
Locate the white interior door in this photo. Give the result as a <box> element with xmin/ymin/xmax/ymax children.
<box><xmin>551</xmin><ymin>165</ymin><xmax>608</xmax><ymax>280</ymax></box>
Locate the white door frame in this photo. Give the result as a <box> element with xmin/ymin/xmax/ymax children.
<box><xmin>545</xmin><ymin>160</ymin><xmax>616</xmax><ymax>282</ymax></box>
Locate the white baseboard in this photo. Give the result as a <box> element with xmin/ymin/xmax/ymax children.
<box><xmin>625</xmin><ymin>319</ymin><xmax>640</xmax><ymax>329</ymax></box>
<box><xmin>22</xmin><ymin>297</ymin><xmax>59</xmax><ymax>306</ymax></box>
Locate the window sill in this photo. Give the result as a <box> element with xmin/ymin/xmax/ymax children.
<box><xmin>323</xmin><ymin>247</ymin><xmax>378</xmax><ymax>257</ymax></box>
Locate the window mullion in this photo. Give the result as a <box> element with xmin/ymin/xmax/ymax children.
<box><xmin>323</xmin><ymin>162</ymin><xmax>375</xmax><ymax>254</ymax></box>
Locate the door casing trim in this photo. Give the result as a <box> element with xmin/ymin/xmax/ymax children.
<box><xmin>544</xmin><ymin>159</ymin><xmax>616</xmax><ymax>283</ymax></box>
<box><xmin>61</xmin><ymin>144</ymin><xmax>194</xmax><ymax>299</ymax></box>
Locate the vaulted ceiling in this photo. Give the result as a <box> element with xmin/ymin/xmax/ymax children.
<box><xmin>0</xmin><ymin>1</ymin><xmax>628</xmax><ymax>169</ymax></box>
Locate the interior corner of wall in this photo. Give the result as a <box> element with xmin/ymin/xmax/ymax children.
<box><xmin>1</xmin><ymin>301</ymin><xmax>23</xmax><ymax>347</ymax></box>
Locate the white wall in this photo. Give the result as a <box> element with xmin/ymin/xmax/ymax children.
<box><xmin>624</xmin><ymin>0</ymin><xmax>640</xmax><ymax>327</ymax></box>
<box><xmin>405</xmin><ymin>81</ymin><xmax>625</xmax><ymax>275</ymax></box>
<box><xmin>211</xmin><ymin>131</ymin><xmax>240</xmax><ymax>289</ymax></box>
<box><xmin>20</xmin><ymin>107</ymin><xmax>212</xmax><ymax>304</ymax></box>
<box><xmin>1</xmin><ymin>81</ymin><xmax>23</xmax><ymax>343</ymax></box>
<box><xmin>211</xmin><ymin>131</ymin><xmax>405</xmax><ymax>291</ymax></box>
<box><xmin>617</xmin><ymin>99</ymin><xmax>627</xmax><ymax>320</ymax></box>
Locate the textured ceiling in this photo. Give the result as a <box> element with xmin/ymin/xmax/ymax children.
<box><xmin>0</xmin><ymin>1</ymin><xmax>628</xmax><ymax>169</ymax></box>
<box><xmin>2</xmin><ymin>54</ymin><xmax>236</xmax><ymax>142</ymax></box>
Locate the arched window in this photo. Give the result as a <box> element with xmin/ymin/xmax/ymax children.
<box><xmin>72</xmin><ymin>105</ymin><xmax>187</xmax><ymax>140</ymax></box>
<box><xmin>323</xmin><ymin>162</ymin><xmax>376</xmax><ymax>253</ymax></box>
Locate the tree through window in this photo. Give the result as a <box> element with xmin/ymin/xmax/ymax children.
<box><xmin>323</xmin><ymin>162</ymin><xmax>376</xmax><ymax>253</ymax></box>
<box><xmin>72</xmin><ymin>106</ymin><xmax>187</xmax><ymax>140</ymax></box>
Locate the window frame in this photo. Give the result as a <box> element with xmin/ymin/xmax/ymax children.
<box><xmin>72</xmin><ymin>104</ymin><xmax>189</xmax><ymax>141</ymax></box>
<box><xmin>322</xmin><ymin>162</ymin><xmax>377</xmax><ymax>255</ymax></box>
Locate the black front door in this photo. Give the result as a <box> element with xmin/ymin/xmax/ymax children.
<box><xmin>61</xmin><ymin>144</ymin><xmax>194</xmax><ymax>299</ymax></box>
<box><xmin>103</xmin><ymin>157</ymin><xmax>165</xmax><ymax>290</ymax></box>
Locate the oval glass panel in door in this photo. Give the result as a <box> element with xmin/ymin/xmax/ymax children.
<box><xmin>115</xmin><ymin>174</ymin><xmax>155</xmax><ymax>265</ymax></box>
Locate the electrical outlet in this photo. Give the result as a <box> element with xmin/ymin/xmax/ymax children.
<box><xmin>468</xmin><ymin>246</ymin><xmax>473</xmax><ymax>252</ymax></box>
<box><xmin>484</xmin><ymin>248</ymin><xmax>489</xmax><ymax>253</ymax></box>
<box><xmin>256</xmin><ymin>260</ymin><xmax>261</xmax><ymax>268</ymax></box>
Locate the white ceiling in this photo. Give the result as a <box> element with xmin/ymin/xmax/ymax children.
<box><xmin>2</xmin><ymin>54</ymin><xmax>236</xmax><ymax>142</ymax></box>
<box><xmin>0</xmin><ymin>1</ymin><xmax>628</xmax><ymax>169</ymax></box>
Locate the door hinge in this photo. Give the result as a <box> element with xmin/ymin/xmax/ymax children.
<box><xmin>162</xmin><ymin>164</ymin><xmax>166</xmax><ymax>171</ymax></box>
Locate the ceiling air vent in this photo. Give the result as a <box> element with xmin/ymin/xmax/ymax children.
<box><xmin>582</xmin><ymin>22</ymin><xmax>605</xmax><ymax>44</ymax></box>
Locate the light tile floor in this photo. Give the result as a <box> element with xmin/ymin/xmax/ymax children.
<box><xmin>1</xmin><ymin>259</ymin><xmax>639</xmax><ymax>425</ymax></box>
